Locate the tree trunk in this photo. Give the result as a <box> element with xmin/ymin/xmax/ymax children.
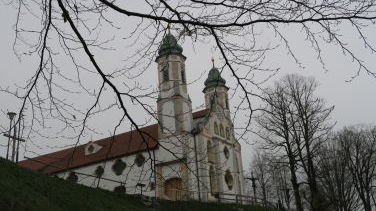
<box><xmin>288</xmin><ymin>155</ymin><xmax>304</xmax><ymax>211</ymax></box>
<box><xmin>290</xmin><ymin>166</ymin><xmax>303</xmax><ymax>211</ymax></box>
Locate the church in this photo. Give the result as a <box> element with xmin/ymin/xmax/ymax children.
<box><xmin>19</xmin><ymin>28</ymin><xmax>245</xmax><ymax>202</ymax></box>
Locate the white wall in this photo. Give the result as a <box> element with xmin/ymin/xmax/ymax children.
<box><xmin>56</xmin><ymin>150</ymin><xmax>156</xmax><ymax>196</ymax></box>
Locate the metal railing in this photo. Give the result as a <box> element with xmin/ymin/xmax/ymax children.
<box><xmin>160</xmin><ymin>189</ymin><xmax>276</xmax><ymax>208</ymax></box>
<box><xmin>214</xmin><ymin>192</ymin><xmax>276</xmax><ymax>207</ymax></box>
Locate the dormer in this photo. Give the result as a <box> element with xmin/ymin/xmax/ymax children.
<box><xmin>85</xmin><ymin>141</ymin><xmax>103</xmax><ymax>155</ymax></box>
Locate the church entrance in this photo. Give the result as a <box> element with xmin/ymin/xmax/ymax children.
<box><xmin>164</xmin><ymin>177</ymin><xmax>182</xmax><ymax>201</ymax></box>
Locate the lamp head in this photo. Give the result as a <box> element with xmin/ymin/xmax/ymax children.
<box><xmin>7</xmin><ymin>112</ymin><xmax>17</xmax><ymax>120</ymax></box>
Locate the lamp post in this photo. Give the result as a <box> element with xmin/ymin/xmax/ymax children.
<box><xmin>16</xmin><ymin>113</ymin><xmax>24</xmax><ymax>163</ymax></box>
<box><xmin>6</xmin><ymin>112</ymin><xmax>16</xmax><ymax>160</ymax></box>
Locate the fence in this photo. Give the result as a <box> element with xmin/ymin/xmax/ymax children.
<box><xmin>158</xmin><ymin>188</ymin><xmax>277</xmax><ymax>208</ymax></box>
<box><xmin>214</xmin><ymin>192</ymin><xmax>277</xmax><ymax>207</ymax></box>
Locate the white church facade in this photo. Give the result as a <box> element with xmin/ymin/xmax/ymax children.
<box><xmin>19</xmin><ymin>30</ymin><xmax>245</xmax><ymax>202</ymax></box>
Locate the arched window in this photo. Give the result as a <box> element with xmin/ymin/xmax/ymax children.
<box><xmin>209</xmin><ymin>165</ymin><xmax>217</xmax><ymax>195</ymax></box>
<box><xmin>225</xmin><ymin>95</ymin><xmax>229</xmax><ymax>109</ymax></box>
<box><xmin>214</xmin><ymin>122</ymin><xmax>219</xmax><ymax>135</ymax></box>
<box><xmin>219</xmin><ymin>124</ymin><xmax>224</xmax><ymax>137</ymax></box>
<box><xmin>181</xmin><ymin>64</ymin><xmax>186</xmax><ymax>84</ymax></box>
<box><xmin>162</xmin><ymin>63</ymin><xmax>169</xmax><ymax>82</ymax></box>
<box><xmin>164</xmin><ymin>177</ymin><xmax>182</xmax><ymax>201</ymax></box>
<box><xmin>226</xmin><ymin>127</ymin><xmax>230</xmax><ymax>139</ymax></box>
<box><xmin>224</xmin><ymin>169</ymin><xmax>234</xmax><ymax>190</ymax></box>
<box><xmin>207</xmin><ymin>141</ymin><xmax>215</xmax><ymax>163</ymax></box>
<box><xmin>209</xmin><ymin>95</ymin><xmax>215</xmax><ymax>107</ymax></box>
<box><xmin>223</xmin><ymin>146</ymin><xmax>230</xmax><ymax>160</ymax></box>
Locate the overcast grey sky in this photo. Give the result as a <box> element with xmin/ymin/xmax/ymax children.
<box><xmin>1</xmin><ymin>1</ymin><xmax>376</xmax><ymax>169</ymax></box>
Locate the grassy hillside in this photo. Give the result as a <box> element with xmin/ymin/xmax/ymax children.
<box><xmin>0</xmin><ymin>158</ymin><xmax>275</xmax><ymax>211</ymax></box>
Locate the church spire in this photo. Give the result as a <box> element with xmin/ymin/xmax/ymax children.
<box><xmin>203</xmin><ymin>59</ymin><xmax>229</xmax><ymax>110</ymax></box>
<box><xmin>204</xmin><ymin>60</ymin><xmax>226</xmax><ymax>91</ymax></box>
<box><xmin>155</xmin><ymin>25</ymin><xmax>192</xmax><ymax>137</ymax></box>
<box><xmin>158</xmin><ymin>24</ymin><xmax>183</xmax><ymax>57</ymax></box>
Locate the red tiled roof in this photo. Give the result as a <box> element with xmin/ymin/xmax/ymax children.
<box><xmin>18</xmin><ymin>109</ymin><xmax>208</xmax><ymax>174</ymax></box>
<box><xmin>192</xmin><ymin>109</ymin><xmax>208</xmax><ymax>119</ymax></box>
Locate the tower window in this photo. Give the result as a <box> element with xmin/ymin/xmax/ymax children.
<box><xmin>223</xmin><ymin>146</ymin><xmax>230</xmax><ymax>159</ymax></box>
<box><xmin>214</xmin><ymin>122</ymin><xmax>219</xmax><ymax>135</ymax></box>
<box><xmin>160</xmin><ymin>121</ymin><xmax>164</xmax><ymax>134</ymax></box>
<box><xmin>162</xmin><ymin>63</ymin><xmax>169</xmax><ymax>82</ymax></box>
<box><xmin>226</xmin><ymin>127</ymin><xmax>230</xmax><ymax>139</ymax></box>
<box><xmin>220</xmin><ymin>124</ymin><xmax>224</xmax><ymax>137</ymax></box>
<box><xmin>181</xmin><ymin>64</ymin><xmax>186</xmax><ymax>84</ymax></box>
<box><xmin>225</xmin><ymin>95</ymin><xmax>229</xmax><ymax>109</ymax></box>
<box><xmin>209</xmin><ymin>97</ymin><xmax>214</xmax><ymax>107</ymax></box>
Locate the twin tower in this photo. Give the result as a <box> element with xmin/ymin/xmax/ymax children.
<box><xmin>155</xmin><ymin>29</ymin><xmax>230</xmax><ymax>136</ymax></box>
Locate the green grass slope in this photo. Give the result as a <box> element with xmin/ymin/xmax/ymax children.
<box><xmin>0</xmin><ymin>158</ymin><xmax>275</xmax><ymax>211</ymax></box>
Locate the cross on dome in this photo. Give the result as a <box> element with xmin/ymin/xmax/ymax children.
<box><xmin>204</xmin><ymin>58</ymin><xmax>226</xmax><ymax>90</ymax></box>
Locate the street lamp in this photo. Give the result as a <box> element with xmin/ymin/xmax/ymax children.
<box><xmin>6</xmin><ymin>112</ymin><xmax>16</xmax><ymax>160</ymax></box>
<box><xmin>7</xmin><ymin>112</ymin><xmax>16</xmax><ymax>120</ymax></box>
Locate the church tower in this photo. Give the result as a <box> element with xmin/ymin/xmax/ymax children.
<box><xmin>203</xmin><ymin>60</ymin><xmax>230</xmax><ymax>115</ymax></box>
<box><xmin>156</xmin><ymin>27</ymin><xmax>193</xmax><ymax>137</ymax></box>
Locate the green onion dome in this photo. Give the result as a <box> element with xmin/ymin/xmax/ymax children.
<box><xmin>158</xmin><ymin>33</ymin><xmax>183</xmax><ymax>56</ymax></box>
<box><xmin>204</xmin><ymin>66</ymin><xmax>226</xmax><ymax>89</ymax></box>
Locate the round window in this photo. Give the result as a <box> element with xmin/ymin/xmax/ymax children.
<box><xmin>135</xmin><ymin>154</ymin><xmax>145</xmax><ymax>167</ymax></box>
<box><xmin>88</xmin><ymin>145</ymin><xmax>95</xmax><ymax>153</ymax></box>
<box><xmin>112</xmin><ymin>159</ymin><xmax>126</xmax><ymax>176</ymax></box>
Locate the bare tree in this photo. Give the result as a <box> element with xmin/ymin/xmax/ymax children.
<box><xmin>250</xmin><ymin>153</ymin><xmax>293</xmax><ymax>209</ymax></box>
<box><xmin>318</xmin><ymin>136</ymin><xmax>360</xmax><ymax>211</ymax></box>
<box><xmin>1</xmin><ymin>0</ymin><xmax>376</xmax><ymax>199</ymax></box>
<box><xmin>2</xmin><ymin>0</ymin><xmax>376</xmax><ymax>143</ymax></box>
<box><xmin>338</xmin><ymin>126</ymin><xmax>376</xmax><ymax>211</ymax></box>
<box><xmin>256</xmin><ymin>74</ymin><xmax>304</xmax><ymax>211</ymax></box>
<box><xmin>256</xmin><ymin>74</ymin><xmax>334</xmax><ymax>211</ymax></box>
<box><xmin>248</xmin><ymin>151</ymin><xmax>273</xmax><ymax>205</ymax></box>
<box><xmin>269</xmin><ymin>159</ymin><xmax>293</xmax><ymax>210</ymax></box>
<box><xmin>286</xmin><ymin>74</ymin><xmax>334</xmax><ymax>211</ymax></box>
